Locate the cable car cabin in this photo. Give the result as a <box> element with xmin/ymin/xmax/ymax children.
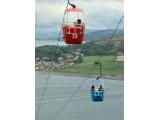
<box><xmin>63</xmin><ymin>8</ymin><xmax>85</xmax><ymax>44</ymax></box>
<box><xmin>91</xmin><ymin>79</ymin><xmax>105</xmax><ymax>102</ymax></box>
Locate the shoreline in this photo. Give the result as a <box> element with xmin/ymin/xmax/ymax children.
<box><xmin>35</xmin><ymin>71</ymin><xmax>124</xmax><ymax>81</ymax></box>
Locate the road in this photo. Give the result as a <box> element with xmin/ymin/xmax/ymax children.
<box><xmin>35</xmin><ymin>73</ymin><xmax>124</xmax><ymax>120</ymax></box>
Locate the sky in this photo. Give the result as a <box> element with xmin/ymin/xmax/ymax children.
<box><xmin>35</xmin><ymin>0</ymin><xmax>124</xmax><ymax>40</ymax></box>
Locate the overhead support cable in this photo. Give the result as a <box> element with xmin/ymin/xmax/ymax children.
<box><xmin>35</xmin><ymin>2</ymin><xmax>69</xmax><ymax>118</ymax></box>
<box><xmin>50</xmin><ymin>14</ymin><xmax>124</xmax><ymax>120</ymax></box>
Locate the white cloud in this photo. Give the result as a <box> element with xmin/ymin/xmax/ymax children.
<box><xmin>35</xmin><ymin>0</ymin><xmax>123</xmax><ymax>39</ymax></box>
<box><xmin>36</xmin><ymin>0</ymin><xmax>123</xmax><ymax>27</ymax></box>
<box><xmin>35</xmin><ymin>2</ymin><xmax>66</xmax><ymax>27</ymax></box>
<box><xmin>78</xmin><ymin>0</ymin><xmax>123</xmax><ymax>12</ymax></box>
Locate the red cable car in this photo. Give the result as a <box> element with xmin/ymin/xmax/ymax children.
<box><xmin>63</xmin><ymin>8</ymin><xmax>85</xmax><ymax>44</ymax></box>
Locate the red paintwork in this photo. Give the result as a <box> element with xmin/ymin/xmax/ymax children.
<box><xmin>63</xmin><ymin>24</ymin><xmax>85</xmax><ymax>44</ymax></box>
<box><xmin>66</xmin><ymin>8</ymin><xmax>84</xmax><ymax>12</ymax></box>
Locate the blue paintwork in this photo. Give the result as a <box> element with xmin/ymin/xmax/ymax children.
<box><xmin>91</xmin><ymin>79</ymin><xmax>105</xmax><ymax>102</ymax></box>
<box><xmin>91</xmin><ymin>90</ymin><xmax>104</xmax><ymax>101</ymax></box>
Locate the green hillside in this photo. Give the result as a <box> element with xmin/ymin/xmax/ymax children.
<box><xmin>35</xmin><ymin>39</ymin><xmax>124</xmax><ymax>59</ymax></box>
<box><xmin>35</xmin><ymin>39</ymin><xmax>124</xmax><ymax>76</ymax></box>
<box><xmin>59</xmin><ymin>55</ymin><xmax>124</xmax><ymax>76</ymax></box>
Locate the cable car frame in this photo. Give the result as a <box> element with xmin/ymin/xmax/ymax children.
<box><xmin>63</xmin><ymin>7</ymin><xmax>85</xmax><ymax>44</ymax></box>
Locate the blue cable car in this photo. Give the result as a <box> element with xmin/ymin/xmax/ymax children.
<box><xmin>91</xmin><ymin>78</ymin><xmax>105</xmax><ymax>102</ymax></box>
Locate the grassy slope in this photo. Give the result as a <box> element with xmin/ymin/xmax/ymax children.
<box><xmin>59</xmin><ymin>55</ymin><xmax>124</xmax><ymax>76</ymax></box>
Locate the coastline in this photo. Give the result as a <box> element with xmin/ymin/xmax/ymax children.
<box><xmin>35</xmin><ymin>71</ymin><xmax>124</xmax><ymax>81</ymax></box>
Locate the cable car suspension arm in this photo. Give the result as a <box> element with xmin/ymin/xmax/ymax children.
<box><xmin>95</xmin><ymin>62</ymin><xmax>102</xmax><ymax>80</ymax></box>
<box><xmin>67</xmin><ymin>0</ymin><xmax>76</xmax><ymax>8</ymax></box>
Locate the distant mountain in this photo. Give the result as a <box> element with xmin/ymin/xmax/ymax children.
<box><xmin>85</xmin><ymin>29</ymin><xmax>99</xmax><ymax>33</ymax></box>
<box><xmin>84</xmin><ymin>28</ymin><xmax>124</xmax><ymax>42</ymax></box>
<box><xmin>35</xmin><ymin>29</ymin><xmax>99</xmax><ymax>40</ymax></box>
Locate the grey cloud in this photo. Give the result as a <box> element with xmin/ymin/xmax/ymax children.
<box><xmin>35</xmin><ymin>0</ymin><xmax>123</xmax><ymax>40</ymax></box>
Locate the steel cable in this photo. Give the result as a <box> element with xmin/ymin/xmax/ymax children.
<box><xmin>49</xmin><ymin>14</ymin><xmax>124</xmax><ymax>120</ymax></box>
<box><xmin>35</xmin><ymin>3</ymin><xmax>69</xmax><ymax>117</ymax></box>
